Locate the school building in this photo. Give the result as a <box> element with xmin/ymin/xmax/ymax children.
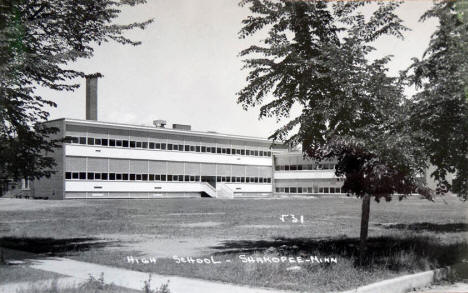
<box><xmin>30</xmin><ymin>75</ymin><xmax>344</xmax><ymax>199</ymax></box>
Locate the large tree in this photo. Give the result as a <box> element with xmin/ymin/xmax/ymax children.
<box><xmin>405</xmin><ymin>0</ymin><xmax>468</xmax><ymax>199</ymax></box>
<box><xmin>237</xmin><ymin>0</ymin><xmax>434</xmax><ymax>263</ymax></box>
<box><xmin>0</xmin><ymin>0</ymin><xmax>152</xmax><ymax>192</ymax></box>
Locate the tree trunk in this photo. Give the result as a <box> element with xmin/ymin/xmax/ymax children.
<box><xmin>359</xmin><ymin>193</ymin><xmax>371</xmax><ymax>265</ymax></box>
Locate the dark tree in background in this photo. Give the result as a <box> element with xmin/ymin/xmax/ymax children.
<box><xmin>405</xmin><ymin>0</ymin><xmax>468</xmax><ymax>199</ymax></box>
<box><xmin>0</xmin><ymin>0</ymin><xmax>153</xmax><ymax>193</ymax></box>
<box><xmin>237</xmin><ymin>0</ymin><xmax>462</xmax><ymax>263</ymax></box>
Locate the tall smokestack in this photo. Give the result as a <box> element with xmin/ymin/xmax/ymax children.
<box><xmin>85</xmin><ymin>73</ymin><xmax>102</xmax><ymax>120</ymax></box>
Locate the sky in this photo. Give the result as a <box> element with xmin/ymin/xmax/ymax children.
<box><xmin>39</xmin><ymin>0</ymin><xmax>438</xmax><ymax>139</ymax></box>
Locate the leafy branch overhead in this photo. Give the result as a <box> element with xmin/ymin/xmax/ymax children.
<box><xmin>0</xmin><ymin>0</ymin><xmax>153</xmax><ymax>181</ymax></box>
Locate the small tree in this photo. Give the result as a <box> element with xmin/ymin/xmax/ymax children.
<box><xmin>237</xmin><ymin>0</ymin><xmax>432</xmax><ymax>263</ymax></box>
<box><xmin>0</xmin><ymin>0</ymin><xmax>153</xmax><ymax>186</ymax></box>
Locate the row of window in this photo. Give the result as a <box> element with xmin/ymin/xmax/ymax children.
<box><xmin>275</xmin><ymin>163</ymin><xmax>336</xmax><ymax>171</ymax></box>
<box><xmin>65</xmin><ymin>136</ymin><xmax>272</xmax><ymax>157</ymax></box>
<box><xmin>275</xmin><ymin>187</ymin><xmax>343</xmax><ymax>194</ymax></box>
<box><xmin>65</xmin><ymin>172</ymin><xmax>272</xmax><ymax>183</ymax></box>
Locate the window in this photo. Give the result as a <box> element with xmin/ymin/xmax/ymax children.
<box><xmin>136</xmin><ymin>174</ymin><xmax>142</xmax><ymax>181</ymax></box>
<box><xmin>116</xmin><ymin>174</ymin><xmax>122</xmax><ymax>180</ymax></box>
<box><xmin>149</xmin><ymin>142</ymin><xmax>155</xmax><ymax>149</ymax></box>
<box><xmin>185</xmin><ymin>145</ymin><xmax>190</xmax><ymax>151</ymax></box>
<box><xmin>246</xmin><ymin>177</ymin><xmax>250</xmax><ymax>183</ymax></box>
<box><xmin>297</xmin><ymin>187</ymin><xmax>302</xmax><ymax>194</ymax></box>
<box><xmin>185</xmin><ymin>175</ymin><xmax>190</xmax><ymax>182</ymax></box>
<box><xmin>285</xmin><ymin>187</ymin><xmax>290</xmax><ymax>193</ymax></box>
<box><xmin>237</xmin><ymin>149</ymin><xmax>241</xmax><ymax>155</ymax></box>
<box><xmin>259</xmin><ymin>151</ymin><xmax>264</xmax><ymax>156</ymax></box>
<box><xmin>226</xmin><ymin>177</ymin><xmax>231</xmax><ymax>183</ymax></box>
<box><xmin>101</xmin><ymin>139</ymin><xmax>108</xmax><ymax>146</ymax></box>
<box><xmin>95</xmin><ymin>173</ymin><xmax>101</xmax><ymax>180</ymax></box>
<box><xmin>190</xmin><ymin>176</ymin><xmax>195</xmax><ymax>182</ymax></box>
<box><xmin>109</xmin><ymin>173</ymin><xmax>116</xmax><ymax>180</ymax></box>
<box><xmin>122</xmin><ymin>174</ymin><xmax>128</xmax><ymax>180</ymax></box>
<box><xmin>87</xmin><ymin>137</ymin><xmax>95</xmax><ymax>145</ymax></box>
<box><xmin>142</xmin><ymin>174</ymin><xmax>148</xmax><ymax>181</ymax></box>
<box><xmin>136</xmin><ymin>141</ymin><xmax>142</xmax><ymax>148</ymax></box>
<box><xmin>246</xmin><ymin>150</ymin><xmax>250</xmax><ymax>156</ymax></box>
<box><xmin>155</xmin><ymin>174</ymin><xmax>161</xmax><ymax>181</ymax></box>
<box><xmin>241</xmin><ymin>150</ymin><xmax>245</xmax><ymax>155</ymax></box>
<box><xmin>149</xmin><ymin>174</ymin><xmax>155</xmax><ymax>181</ymax></box>
<box><xmin>130</xmin><ymin>141</ymin><xmax>136</xmax><ymax>148</ymax></box>
<box><xmin>196</xmin><ymin>146</ymin><xmax>200</xmax><ymax>152</ymax></box>
<box><xmin>101</xmin><ymin>173</ymin><xmax>108</xmax><ymax>180</ymax></box>
<box><xmin>216</xmin><ymin>176</ymin><xmax>221</xmax><ymax>182</ymax></box>
<box><xmin>267</xmin><ymin>151</ymin><xmax>271</xmax><ymax>157</ymax></box>
<box><xmin>217</xmin><ymin>148</ymin><xmax>222</xmax><ymax>154</ymax></box>
<box><xmin>190</xmin><ymin>146</ymin><xmax>196</xmax><ymax>152</ymax></box>
<box><xmin>201</xmin><ymin>146</ymin><xmax>206</xmax><ymax>152</ymax></box>
<box><xmin>95</xmin><ymin>138</ymin><xmax>102</xmax><ymax>145</ymax></box>
<box><xmin>142</xmin><ymin>142</ymin><xmax>148</xmax><ymax>148</ymax></box>
<box><xmin>65</xmin><ymin>172</ymin><xmax>72</xmax><ymax>179</ymax></box>
<box><xmin>122</xmin><ymin>140</ymin><xmax>129</xmax><ymax>147</ymax></box>
<box><xmin>116</xmin><ymin>140</ymin><xmax>123</xmax><ymax>147</ymax></box>
<box><xmin>155</xmin><ymin>143</ymin><xmax>161</xmax><ymax>149</ymax></box>
<box><xmin>130</xmin><ymin>174</ymin><xmax>136</xmax><ymax>181</ymax></box>
<box><xmin>290</xmin><ymin>187</ymin><xmax>297</xmax><ymax>193</ymax></box>
<box><xmin>254</xmin><ymin>150</ymin><xmax>259</xmax><ymax>156</ymax></box>
<box><xmin>226</xmin><ymin>148</ymin><xmax>231</xmax><ymax>155</ymax></box>
<box><xmin>222</xmin><ymin>148</ymin><xmax>226</xmax><ymax>154</ymax></box>
<box><xmin>161</xmin><ymin>143</ymin><xmax>166</xmax><ymax>150</ymax></box>
<box><xmin>79</xmin><ymin>137</ymin><xmax>86</xmax><ymax>144</ymax></box>
<box><xmin>168</xmin><ymin>144</ymin><xmax>173</xmax><ymax>151</ymax></box>
<box><xmin>79</xmin><ymin>172</ymin><xmax>86</xmax><ymax>180</ymax></box>
<box><xmin>87</xmin><ymin>173</ymin><xmax>95</xmax><ymax>180</ymax></box>
<box><xmin>178</xmin><ymin>144</ymin><xmax>184</xmax><ymax>151</ymax></box>
<box><xmin>161</xmin><ymin>175</ymin><xmax>166</xmax><ymax>181</ymax></box>
<box><xmin>109</xmin><ymin>139</ymin><xmax>116</xmax><ymax>147</ymax></box>
<box><xmin>167</xmin><ymin>175</ymin><xmax>172</xmax><ymax>181</ymax></box>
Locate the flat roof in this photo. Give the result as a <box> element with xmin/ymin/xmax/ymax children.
<box><xmin>47</xmin><ymin>118</ymin><xmax>274</xmax><ymax>144</ymax></box>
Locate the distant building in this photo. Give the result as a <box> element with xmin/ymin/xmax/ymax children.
<box><xmin>31</xmin><ymin>75</ymin><xmax>343</xmax><ymax>199</ymax></box>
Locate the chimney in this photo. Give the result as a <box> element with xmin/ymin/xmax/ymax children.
<box><xmin>85</xmin><ymin>73</ymin><xmax>102</xmax><ymax>120</ymax></box>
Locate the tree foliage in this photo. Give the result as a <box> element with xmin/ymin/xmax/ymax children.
<box><xmin>0</xmin><ymin>0</ymin><xmax>152</xmax><ymax>182</ymax></box>
<box><xmin>238</xmin><ymin>0</ymin><xmax>429</xmax><ymax>202</ymax></box>
<box><xmin>405</xmin><ymin>0</ymin><xmax>468</xmax><ymax>199</ymax></box>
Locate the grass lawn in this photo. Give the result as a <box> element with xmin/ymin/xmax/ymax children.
<box><xmin>0</xmin><ymin>265</ymin><xmax>64</xmax><ymax>284</ymax></box>
<box><xmin>0</xmin><ymin>197</ymin><xmax>467</xmax><ymax>292</ymax></box>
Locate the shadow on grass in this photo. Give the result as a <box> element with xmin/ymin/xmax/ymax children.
<box><xmin>376</xmin><ymin>222</ymin><xmax>468</xmax><ymax>233</ymax></box>
<box><xmin>0</xmin><ymin>237</ymin><xmax>116</xmax><ymax>258</ymax></box>
<box><xmin>212</xmin><ymin>235</ymin><xmax>468</xmax><ymax>277</ymax></box>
